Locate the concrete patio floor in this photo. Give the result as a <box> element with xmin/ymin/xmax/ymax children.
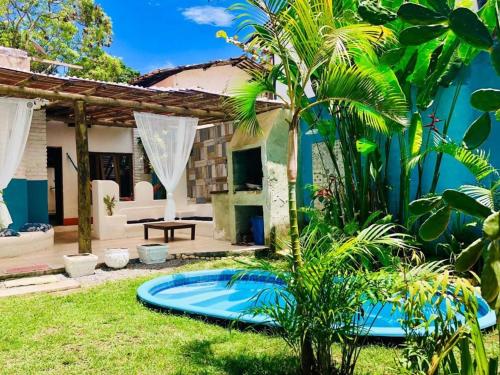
<box><xmin>0</xmin><ymin>226</ymin><xmax>266</xmax><ymax>279</ymax></box>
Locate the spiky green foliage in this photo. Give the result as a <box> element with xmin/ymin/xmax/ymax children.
<box><xmin>226</xmin><ymin>0</ymin><xmax>408</xmax><ymax>135</ymax></box>
<box><xmin>408</xmin><ymin>134</ymin><xmax>497</xmax><ymax>181</ymax></box>
<box><xmin>396</xmin><ymin>261</ymin><xmax>495</xmax><ymax>375</ymax></box>
<box><xmin>435</xmin><ymin>141</ymin><xmax>496</xmax><ymax>180</ymax></box>
<box><xmin>235</xmin><ymin>223</ymin><xmax>413</xmax><ymax>374</ymax></box>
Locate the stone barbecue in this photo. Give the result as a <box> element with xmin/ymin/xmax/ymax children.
<box><xmin>211</xmin><ymin>109</ymin><xmax>289</xmax><ymax>245</ymax></box>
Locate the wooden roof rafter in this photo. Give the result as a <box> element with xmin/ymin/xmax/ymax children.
<box><xmin>0</xmin><ymin>66</ymin><xmax>283</xmax><ymax>127</ymax></box>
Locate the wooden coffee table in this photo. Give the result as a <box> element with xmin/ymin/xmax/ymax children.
<box><xmin>143</xmin><ymin>222</ymin><xmax>196</xmax><ymax>243</ymax></box>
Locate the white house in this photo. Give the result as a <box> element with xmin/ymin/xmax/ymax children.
<box><xmin>1</xmin><ymin>47</ymin><xmax>284</xmax><ymax>247</ymax></box>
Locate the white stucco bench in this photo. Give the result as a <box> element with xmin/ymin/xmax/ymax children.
<box><xmin>92</xmin><ymin>180</ymin><xmax>214</xmax><ymax>240</ymax></box>
<box><xmin>0</xmin><ymin>228</ymin><xmax>54</xmax><ymax>259</ymax></box>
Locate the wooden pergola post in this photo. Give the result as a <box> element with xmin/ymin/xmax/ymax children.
<box><xmin>74</xmin><ymin>100</ymin><xmax>92</xmax><ymax>253</ymax></box>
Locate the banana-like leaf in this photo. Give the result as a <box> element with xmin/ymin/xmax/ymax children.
<box><xmin>471</xmin><ymin>89</ymin><xmax>500</xmax><ymax>112</ymax></box>
<box><xmin>455</xmin><ymin>238</ymin><xmax>485</xmax><ymax>272</ymax></box>
<box><xmin>437</xmin><ymin>57</ymin><xmax>463</xmax><ymax>87</ymax></box>
<box><xmin>358</xmin><ymin>0</ymin><xmax>397</xmax><ymax>25</ymax></box>
<box><xmin>426</xmin><ymin>0</ymin><xmax>451</xmax><ymax>16</ymax></box>
<box><xmin>409</xmin><ymin>196</ymin><xmax>442</xmax><ymax>216</ymax></box>
<box><xmin>442</xmin><ymin>189</ymin><xmax>492</xmax><ymax>218</ymax></box>
<box><xmin>400</xmin><ymin>25</ymin><xmax>449</xmax><ymax>46</ymax></box>
<box><xmin>408</xmin><ymin>40</ymin><xmax>441</xmax><ymax>86</ymax></box>
<box><xmin>419</xmin><ymin>205</ymin><xmax>452</xmax><ymax>241</ymax></box>
<box><xmin>483</xmin><ymin>211</ymin><xmax>500</xmax><ymax>240</ymax></box>
<box><xmin>397</xmin><ymin>3</ymin><xmax>447</xmax><ymax>25</ymax></box>
<box><xmin>380</xmin><ymin>48</ymin><xmax>405</xmax><ymax>65</ymax></box>
<box><xmin>481</xmin><ymin>241</ymin><xmax>500</xmax><ymax>303</ymax></box>
<box><xmin>462</xmin><ymin>112</ymin><xmax>491</xmax><ymax>150</ymax></box>
<box><xmin>416</xmin><ymin>34</ymin><xmax>459</xmax><ymax>110</ymax></box>
<box><xmin>449</xmin><ymin>7</ymin><xmax>493</xmax><ymax>50</ymax></box>
<box><xmin>408</xmin><ymin>112</ymin><xmax>423</xmax><ymax>157</ymax></box>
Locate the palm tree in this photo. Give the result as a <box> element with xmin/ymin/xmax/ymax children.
<box><xmin>227</xmin><ymin>0</ymin><xmax>408</xmax><ymax>273</ymax></box>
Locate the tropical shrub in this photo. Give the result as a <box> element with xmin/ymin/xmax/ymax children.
<box><xmin>412</xmin><ymin>188</ymin><xmax>500</xmax><ymax>314</ymax></box>
<box><xmin>396</xmin><ymin>261</ymin><xmax>498</xmax><ymax>374</ymax></box>
<box><xmin>236</xmin><ymin>222</ymin><xmax>412</xmax><ymax>374</ymax></box>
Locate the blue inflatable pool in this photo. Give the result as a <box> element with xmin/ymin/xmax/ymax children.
<box><xmin>137</xmin><ymin>269</ymin><xmax>497</xmax><ymax>337</ymax></box>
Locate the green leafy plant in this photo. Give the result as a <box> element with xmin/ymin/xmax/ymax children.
<box><xmin>103</xmin><ymin>194</ymin><xmax>116</xmax><ymax>216</ymax></box>
<box><xmin>411</xmin><ymin>189</ymin><xmax>500</xmax><ymax>314</ymax></box>
<box><xmin>235</xmin><ymin>222</ymin><xmax>412</xmax><ymax>375</ymax></box>
<box><xmin>223</xmin><ymin>0</ymin><xmax>407</xmax><ymax>297</ymax></box>
<box><xmin>396</xmin><ymin>261</ymin><xmax>498</xmax><ymax>374</ymax></box>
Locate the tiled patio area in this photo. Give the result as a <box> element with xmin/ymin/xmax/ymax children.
<box><xmin>0</xmin><ymin>226</ymin><xmax>266</xmax><ymax>279</ymax></box>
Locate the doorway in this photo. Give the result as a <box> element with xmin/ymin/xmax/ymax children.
<box><xmin>47</xmin><ymin>147</ymin><xmax>63</xmax><ymax>225</ymax></box>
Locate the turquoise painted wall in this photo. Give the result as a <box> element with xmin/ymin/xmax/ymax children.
<box><xmin>28</xmin><ymin>180</ymin><xmax>49</xmax><ymax>224</ymax></box>
<box><xmin>386</xmin><ymin>52</ymin><xmax>500</xmax><ymax>215</ymax></box>
<box><xmin>3</xmin><ymin>178</ymin><xmax>49</xmax><ymax>229</ymax></box>
<box><xmin>299</xmin><ymin>52</ymin><xmax>500</xmax><ymax>217</ymax></box>
<box><xmin>3</xmin><ymin>179</ymin><xmax>28</xmax><ymax>230</ymax></box>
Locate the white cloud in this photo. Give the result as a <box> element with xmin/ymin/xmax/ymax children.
<box><xmin>181</xmin><ymin>6</ymin><xmax>233</xmax><ymax>27</ymax></box>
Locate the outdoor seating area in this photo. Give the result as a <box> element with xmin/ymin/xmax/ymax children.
<box><xmin>92</xmin><ymin>180</ymin><xmax>214</xmax><ymax>240</ymax></box>
<box><xmin>0</xmin><ymin>0</ymin><xmax>499</xmax><ymax>374</ymax></box>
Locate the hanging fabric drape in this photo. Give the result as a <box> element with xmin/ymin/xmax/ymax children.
<box><xmin>134</xmin><ymin>112</ymin><xmax>198</xmax><ymax>221</ymax></box>
<box><xmin>0</xmin><ymin>98</ymin><xmax>35</xmax><ymax>228</ymax></box>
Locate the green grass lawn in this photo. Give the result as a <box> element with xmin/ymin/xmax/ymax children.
<box><xmin>0</xmin><ymin>259</ymin><xmax>497</xmax><ymax>374</ymax></box>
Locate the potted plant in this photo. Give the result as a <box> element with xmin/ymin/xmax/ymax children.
<box><xmin>103</xmin><ymin>194</ymin><xmax>116</xmax><ymax>216</ymax></box>
<box><xmin>63</xmin><ymin>253</ymin><xmax>98</xmax><ymax>278</ymax></box>
<box><xmin>104</xmin><ymin>248</ymin><xmax>129</xmax><ymax>269</ymax></box>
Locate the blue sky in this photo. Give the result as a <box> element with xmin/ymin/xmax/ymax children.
<box><xmin>96</xmin><ymin>0</ymin><xmax>242</xmax><ymax>74</ymax></box>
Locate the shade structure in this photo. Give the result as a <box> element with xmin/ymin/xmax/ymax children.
<box><xmin>0</xmin><ymin>98</ymin><xmax>35</xmax><ymax>228</ymax></box>
<box><xmin>134</xmin><ymin>112</ymin><xmax>198</xmax><ymax>221</ymax></box>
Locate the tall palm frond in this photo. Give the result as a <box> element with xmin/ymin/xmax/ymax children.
<box><xmin>314</xmin><ymin>64</ymin><xmax>408</xmax><ymax>132</ymax></box>
<box><xmin>433</xmin><ymin>139</ymin><xmax>497</xmax><ymax>181</ymax></box>
<box><xmin>225</xmin><ymin>75</ymin><xmax>275</xmax><ymax>135</ymax></box>
<box><xmin>407</xmin><ymin>135</ymin><xmax>497</xmax><ymax>180</ymax></box>
<box><xmin>324</xmin><ymin>24</ymin><xmax>394</xmax><ymax>64</ymax></box>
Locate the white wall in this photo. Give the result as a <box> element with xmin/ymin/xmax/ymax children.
<box><xmin>14</xmin><ymin>110</ymin><xmax>47</xmax><ymax>181</ymax></box>
<box><xmin>46</xmin><ymin>121</ymin><xmax>189</xmax><ymax>222</ymax></box>
<box><xmin>154</xmin><ymin>64</ymin><xmax>250</xmax><ymax>94</ymax></box>
<box><xmin>46</xmin><ymin>122</ymin><xmax>135</xmax><ymax>220</ymax></box>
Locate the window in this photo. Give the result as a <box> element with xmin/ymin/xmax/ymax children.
<box><xmin>90</xmin><ymin>152</ymin><xmax>133</xmax><ymax>199</ymax></box>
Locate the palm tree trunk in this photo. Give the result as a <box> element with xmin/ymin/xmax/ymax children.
<box><xmin>288</xmin><ymin>117</ymin><xmax>303</xmax><ymax>269</ymax></box>
<box><xmin>288</xmin><ymin>114</ymin><xmax>315</xmax><ymax>374</ymax></box>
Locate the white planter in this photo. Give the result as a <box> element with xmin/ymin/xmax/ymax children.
<box><xmin>63</xmin><ymin>253</ymin><xmax>98</xmax><ymax>278</ymax></box>
<box><xmin>137</xmin><ymin>244</ymin><xmax>168</xmax><ymax>265</ymax></box>
<box><xmin>104</xmin><ymin>248</ymin><xmax>129</xmax><ymax>269</ymax></box>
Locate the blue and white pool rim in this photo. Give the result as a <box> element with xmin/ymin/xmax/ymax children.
<box><xmin>136</xmin><ymin>269</ymin><xmax>497</xmax><ymax>338</ymax></box>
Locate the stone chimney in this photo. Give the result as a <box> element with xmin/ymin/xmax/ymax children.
<box><xmin>0</xmin><ymin>47</ymin><xmax>30</xmax><ymax>71</ymax></box>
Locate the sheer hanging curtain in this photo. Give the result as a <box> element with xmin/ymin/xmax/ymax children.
<box><xmin>0</xmin><ymin>98</ymin><xmax>35</xmax><ymax>229</ymax></box>
<box><xmin>134</xmin><ymin>112</ymin><xmax>198</xmax><ymax>221</ymax></box>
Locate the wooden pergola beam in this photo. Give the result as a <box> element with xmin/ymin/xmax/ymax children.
<box><xmin>0</xmin><ymin>83</ymin><xmax>228</xmax><ymax>120</ymax></box>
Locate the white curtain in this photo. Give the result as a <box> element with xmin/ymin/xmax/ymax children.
<box><xmin>134</xmin><ymin>112</ymin><xmax>198</xmax><ymax>221</ymax></box>
<box><xmin>0</xmin><ymin>98</ymin><xmax>35</xmax><ymax>229</ymax></box>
